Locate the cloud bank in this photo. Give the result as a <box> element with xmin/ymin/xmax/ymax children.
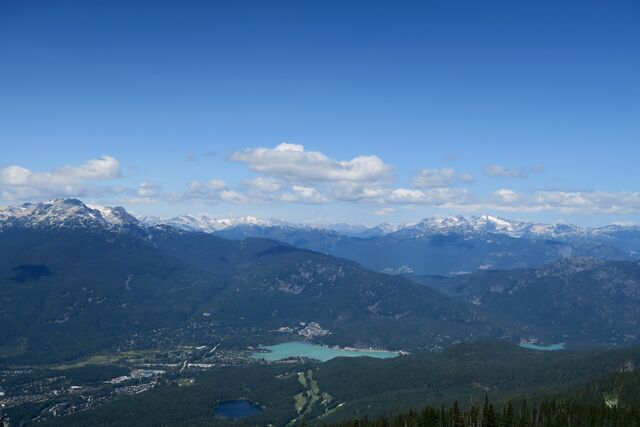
<box><xmin>1</xmin><ymin>147</ymin><xmax>638</xmax><ymax>218</ymax></box>
<box><xmin>0</xmin><ymin>156</ymin><xmax>122</xmax><ymax>201</ymax></box>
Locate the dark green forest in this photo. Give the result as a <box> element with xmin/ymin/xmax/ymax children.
<box><xmin>320</xmin><ymin>398</ymin><xmax>640</xmax><ymax>427</ymax></box>
<box><xmin>321</xmin><ymin>370</ymin><xmax>640</xmax><ymax>427</ymax></box>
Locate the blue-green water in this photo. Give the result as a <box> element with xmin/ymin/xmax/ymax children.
<box><xmin>215</xmin><ymin>399</ymin><xmax>262</xmax><ymax>419</ymax></box>
<box><xmin>519</xmin><ymin>342</ymin><xmax>566</xmax><ymax>351</ymax></box>
<box><xmin>250</xmin><ymin>341</ymin><xmax>400</xmax><ymax>362</ymax></box>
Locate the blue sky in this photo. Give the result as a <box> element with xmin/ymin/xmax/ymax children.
<box><xmin>1</xmin><ymin>0</ymin><xmax>639</xmax><ymax>225</ymax></box>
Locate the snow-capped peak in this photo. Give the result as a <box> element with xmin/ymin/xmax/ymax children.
<box><xmin>395</xmin><ymin>215</ymin><xmax>528</xmax><ymax>238</ymax></box>
<box><xmin>388</xmin><ymin>215</ymin><xmax>601</xmax><ymax>240</ymax></box>
<box><xmin>2</xmin><ymin>199</ymin><xmax>639</xmax><ymax>245</ymax></box>
<box><xmin>0</xmin><ymin>199</ymin><xmax>142</xmax><ymax>232</ymax></box>
<box><xmin>139</xmin><ymin>214</ymin><xmax>289</xmax><ymax>232</ymax></box>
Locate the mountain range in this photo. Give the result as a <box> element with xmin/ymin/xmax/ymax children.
<box><xmin>143</xmin><ymin>213</ymin><xmax>639</xmax><ymax>276</ymax></box>
<box><xmin>143</xmin><ymin>211</ymin><xmax>640</xmax><ymax>244</ymax></box>
<box><xmin>2</xmin><ymin>198</ymin><xmax>640</xmax><ymax>365</ymax></box>
<box><xmin>0</xmin><ymin>199</ymin><xmax>511</xmax><ymax>364</ymax></box>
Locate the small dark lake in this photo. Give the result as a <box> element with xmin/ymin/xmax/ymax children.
<box><xmin>214</xmin><ymin>399</ymin><xmax>263</xmax><ymax>419</ymax></box>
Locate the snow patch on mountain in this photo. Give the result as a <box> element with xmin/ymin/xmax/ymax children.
<box><xmin>139</xmin><ymin>214</ymin><xmax>288</xmax><ymax>232</ymax></box>
<box><xmin>1</xmin><ymin>199</ymin><xmax>639</xmax><ymax>249</ymax></box>
<box><xmin>0</xmin><ymin>199</ymin><xmax>142</xmax><ymax>232</ymax></box>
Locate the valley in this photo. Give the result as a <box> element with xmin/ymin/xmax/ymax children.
<box><xmin>1</xmin><ymin>199</ymin><xmax>640</xmax><ymax>426</ymax></box>
<box><xmin>4</xmin><ymin>341</ymin><xmax>640</xmax><ymax>426</ymax></box>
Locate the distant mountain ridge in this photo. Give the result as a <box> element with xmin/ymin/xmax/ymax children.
<box><xmin>138</xmin><ymin>213</ymin><xmax>285</xmax><ymax>232</ymax></box>
<box><xmin>142</xmin><ymin>211</ymin><xmax>640</xmax><ymax>251</ymax></box>
<box><xmin>211</xmin><ymin>223</ymin><xmax>634</xmax><ymax>276</ymax></box>
<box><xmin>3</xmin><ymin>199</ymin><xmax>638</xmax><ymax>277</ymax></box>
<box><xmin>3</xmin><ymin>199</ymin><xmax>638</xmax><ymax>244</ymax></box>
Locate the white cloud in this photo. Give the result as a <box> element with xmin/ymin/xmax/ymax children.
<box><xmin>274</xmin><ymin>142</ymin><xmax>305</xmax><ymax>152</ymax></box>
<box><xmin>5</xmin><ymin>150</ymin><xmax>634</xmax><ymax>219</ymax></box>
<box><xmin>169</xmin><ymin>179</ymin><xmax>233</xmax><ymax>204</ymax></box>
<box><xmin>277</xmin><ymin>185</ymin><xmax>329</xmax><ymax>204</ymax></box>
<box><xmin>57</xmin><ymin>156</ymin><xmax>121</xmax><ymax>180</ymax></box>
<box><xmin>0</xmin><ymin>166</ymin><xmax>32</xmax><ymax>186</ymax></box>
<box><xmin>377</xmin><ymin>185</ymin><xmax>640</xmax><ymax>216</ymax></box>
<box><xmin>245</xmin><ymin>177</ymin><xmax>283</xmax><ymax>193</ymax></box>
<box><xmin>231</xmin><ymin>143</ymin><xmax>393</xmax><ymax>183</ymax></box>
<box><xmin>125</xmin><ymin>182</ymin><xmax>162</xmax><ymax>205</ymax></box>
<box><xmin>413</xmin><ymin>168</ymin><xmax>474</xmax><ymax>188</ymax></box>
<box><xmin>219</xmin><ymin>190</ymin><xmax>249</xmax><ymax>204</ymax></box>
<box><xmin>186</xmin><ymin>179</ymin><xmax>227</xmax><ymax>197</ymax></box>
<box><xmin>385</xmin><ymin>187</ymin><xmax>475</xmax><ymax>207</ymax></box>
<box><xmin>387</xmin><ymin>188</ymin><xmax>427</xmax><ymax>204</ymax></box>
<box><xmin>492</xmin><ymin>188</ymin><xmax>522</xmax><ymax>204</ymax></box>
<box><xmin>486</xmin><ymin>189</ymin><xmax>640</xmax><ymax>214</ymax></box>
<box><xmin>0</xmin><ymin>156</ymin><xmax>122</xmax><ymax>201</ymax></box>
<box><xmin>136</xmin><ymin>182</ymin><xmax>160</xmax><ymax>198</ymax></box>
<box><xmin>330</xmin><ymin>182</ymin><xmax>388</xmax><ymax>202</ymax></box>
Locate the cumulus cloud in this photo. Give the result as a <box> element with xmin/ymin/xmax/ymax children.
<box><xmin>486</xmin><ymin>189</ymin><xmax>640</xmax><ymax>214</ymax></box>
<box><xmin>413</xmin><ymin>168</ymin><xmax>474</xmax><ymax>188</ymax></box>
<box><xmin>219</xmin><ymin>190</ymin><xmax>249</xmax><ymax>204</ymax></box>
<box><xmin>185</xmin><ymin>179</ymin><xmax>227</xmax><ymax>198</ymax></box>
<box><xmin>164</xmin><ymin>179</ymin><xmax>230</xmax><ymax>204</ymax></box>
<box><xmin>231</xmin><ymin>143</ymin><xmax>393</xmax><ymax>183</ymax></box>
<box><xmin>386</xmin><ymin>187</ymin><xmax>475</xmax><ymax>207</ymax></box>
<box><xmin>225</xmin><ymin>143</ymin><xmax>399</xmax><ymax>205</ymax></box>
<box><xmin>0</xmin><ymin>156</ymin><xmax>122</xmax><ymax>201</ymax></box>
<box><xmin>330</xmin><ymin>182</ymin><xmax>388</xmax><ymax>202</ymax></box>
<box><xmin>57</xmin><ymin>156</ymin><xmax>122</xmax><ymax>180</ymax></box>
<box><xmin>368</xmin><ymin>185</ymin><xmax>640</xmax><ymax>216</ymax></box>
<box><xmin>245</xmin><ymin>177</ymin><xmax>283</xmax><ymax>193</ymax></box>
<box><xmin>276</xmin><ymin>185</ymin><xmax>329</xmax><ymax>204</ymax></box>
<box><xmin>387</xmin><ymin>188</ymin><xmax>427</xmax><ymax>204</ymax></box>
<box><xmin>136</xmin><ymin>182</ymin><xmax>160</xmax><ymax>198</ymax></box>
<box><xmin>125</xmin><ymin>182</ymin><xmax>161</xmax><ymax>205</ymax></box>
<box><xmin>492</xmin><ymin>188</ymin><xmax>522</xmax><ymax>204</ymax></box>
<box><xmin>5</xmin><ymin>149</ymin><xmax>631</xmax><ymax>218</ymax></box>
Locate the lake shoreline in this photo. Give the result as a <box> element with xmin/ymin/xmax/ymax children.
<box><xmin>250</xmin><ymin>341</ymin><xmax>402</xmax><ymax>362</ymax></box>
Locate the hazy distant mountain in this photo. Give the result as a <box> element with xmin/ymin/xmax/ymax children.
<box><xmin>417</xmin><ymin>257</ymin><xmax>640</xmax><ymax>346</ymax></box>
<box><xmin>138</xmin><ymin>213</ymin><xmax>287</xmax><ymax>232</ymax></box>
<box><xmin>145</xmin><ymin>212</ymin><xmax>640</xmax><ymax>249</ymax></box>
<box><xmin>3</xmin><ymin>202</ymin><xmax>636</xmax><ymax>278</ymax></box>
<box><xmin>587</xmin><ymin>224</ymin><xmax>640</xmax><ymax>257</ymax></box>
<box><xmin>140</xmin><ymin>214</ymin><xmax>396</xmax><ymax>238</ymax></box>
<box><xmin>142</xmin><ymin>212</ymin><xmax>625</xmax><ymax>239</ymax></box>
<box><xmin>213</xmin><ymin>222</ymin><xmax>632</xmax><ymax>276</ymax></box>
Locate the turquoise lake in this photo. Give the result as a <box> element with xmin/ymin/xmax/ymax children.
<box><xmin>250</xmin><ymin>341</ymin><xmax>400</xmax><ymax>362</ymax></box>
<box><xmin>519</xmin><ymin>342</ymin><xmax>566</xmax><ymax>351</ymax></box>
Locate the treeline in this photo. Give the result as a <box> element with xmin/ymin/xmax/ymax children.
<box><xmin>320</xmin><ymin>397</ymin><xmax>640</xmax><ymax>427</ymax></box>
